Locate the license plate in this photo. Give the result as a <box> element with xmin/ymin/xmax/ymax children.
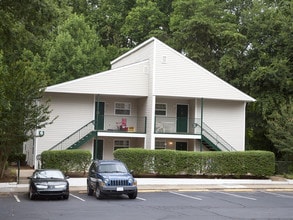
<box><xmin>116</xmin><ymin>187</ymin><xmax>124</xmax><ymax>191</ymax></box>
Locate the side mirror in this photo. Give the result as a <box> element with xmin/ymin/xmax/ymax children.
<box><xmin>27</xmin><ymin>176</ymin><xmax>32</xmax><ymax>179</ymax></box>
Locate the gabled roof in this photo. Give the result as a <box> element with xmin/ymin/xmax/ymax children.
<box><xmin>46</xmin><ymin>37</ymin><xmax>255</xmax><ymax>102</ymax></box>
<box><xmin>45</xmin><ymin>60</ymin><xmax>149</xmax><ymax>96</ymax></box>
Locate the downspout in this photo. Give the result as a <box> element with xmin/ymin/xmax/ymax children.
<box><xmin>96</xmin><ymin>95</ymin><xmax>99</xmax><ymax>159</ymax></box>
<box><xmin>200</xmin><ymin>98</ymin><xmax>203</xmax><ymax>151</ymax></box>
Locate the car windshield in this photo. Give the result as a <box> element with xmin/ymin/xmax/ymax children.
<box><xmin>98</xmin><ymin>164</ymin><xmax>128</xmax><ymax>173</ymax></box>
<box><xmin>34</xmin><ymin>170</ymin><xmax>64</xmax><ymax>179</ymax></box>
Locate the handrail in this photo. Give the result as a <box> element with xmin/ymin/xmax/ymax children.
<box><xmin>194</xmin><ymin>120</ymin><xmax>236</xmax><ymax>151</ymax></box>
<box><xmin>49</xmin><ymin>120</ymin><xmax>95</xmax><ymax>151</ymax></box>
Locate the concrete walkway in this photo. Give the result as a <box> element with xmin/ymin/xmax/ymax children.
<box><xmin>1</xmin><ymin>177</ymin><xmax>293</xmax><ymax>193</ymax></box>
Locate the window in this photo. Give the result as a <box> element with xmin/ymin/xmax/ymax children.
<box><xmin>155</xmin><ymin>103</ymin><xmax>167</xmax><ymax>116</ymax></box>
<box><xmin>155</xmin><ymin>141</ymin><xmax>166</xmax><ymax>150</ymax></box>
<box><xmin>114</xmin><ymin>139</ymin><xmax>130</xmax><ymax>151</ymax></box>
<box><xmin>115</xmin><ymin>102</ymin><xmax>131</xmax><ymax>115</ymax></box>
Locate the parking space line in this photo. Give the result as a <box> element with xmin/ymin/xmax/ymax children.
<box><xmin>13</xmin><ymin>195</ymin><xmax>20</xmax><ymax>203</ymax></box>
<box><xmin>216</xmin><ymin>192</ymin><xmax>256</xmax><ymax>200</ymax></box>
<box><xmin>263</xmin><ymin>191</ymin><xmax>293</xmax><ymax>199</ymax></box>
<box><xmin>70</xmin><ymin>193</ymin><xmax>85</xmax><ymax>201</ymax></box>
<box><xmin>136</xmin><ymin>197</ymin><xmax>146</xmax><ymax>201</ymax></box>
<box><xmin>169</xmin><ymin>191</ymin><xmax>202</xmax><ymax>200</ymax></box>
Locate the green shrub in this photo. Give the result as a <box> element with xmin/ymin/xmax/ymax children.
<box><xmin>114</xmin><ymin>149</ymin><xmax>275</xmax><ymax>177</ymax></box>
<box><xmin>8</xmin><ymin>153</ymin><xmax>26</xmax><ymax>165</ymax></box>
<box><xmin>41</xmin><ymin>150</ymin><xmax>92</xmax><ymax>175</ymax></box>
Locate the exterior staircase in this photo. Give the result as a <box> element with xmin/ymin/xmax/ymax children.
<box><xmin>194</xmin><ymin>122</ymin><xmax>236</xmax><ymax>151</ymax></box>
<box><xmin>67</xmin><ymin>130</ymin><xmax>97</xmax><ymax>149</ymax></box>
<box><xmin>49</xmin><ymin>120</ymin><xmax>96</xmax><ymax>151</ymax></box>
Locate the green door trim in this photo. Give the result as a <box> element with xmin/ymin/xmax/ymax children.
<box><xmin>94</xmin><ymin>139</ymin><xmax>103</xmax><ymax>160</ymax></box>
<box><xmin>176</xmin><ymin>104</ymin><xmax>188</xmax><ymax>133</ymax></box>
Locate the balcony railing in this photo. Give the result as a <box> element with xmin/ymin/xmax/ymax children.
<box><xmin>98</xmin><ymin>115</ymin><xmax>147</xmax><ymax>133</ymax></box>
<box><xmin>155</xmin><ymin>116</ymin><xmax>236</xmax><ymax>151</ymax></box>
<box><xmin>155</xmin><ymin>116</ymin><xmax>201</xmax><ymax>135</ymax></box>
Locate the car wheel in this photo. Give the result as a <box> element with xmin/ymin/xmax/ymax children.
<box><xmin>63</xmin><ymin>194</ymin><xmax>69</xmax><ymax>200</ymax></box>
<box><xmin>87</xmin><ymin>184</ymin><xmax>94</xmax><ymax>196</ymax></box>
<box><xmin>28</xmin><ymin>186</ymin><xmax>36</xmax><ymax>200</ymax></box>
<box><xmin>128</xmin><ymin>191</ymin><xmax>137</xmax><ymax>199</ymax></box>
<box><xmin>95</xmin><ymin>187</ymin><xmax>103</xmax><ymax>199</ymax></box>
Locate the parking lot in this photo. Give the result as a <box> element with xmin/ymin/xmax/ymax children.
<box><xmin>1</xmin><ymin>190</ymin><xmax>293</xmax><ymax>219</ymax></box>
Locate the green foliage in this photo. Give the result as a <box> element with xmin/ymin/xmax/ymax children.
<box><xmin>0</xmin><ymin>0</ymin><xmax>70</xmax><ymax>179</ymax></box>
<box><xmin>121</xmin><ymin>0</ymin><xmax>168</xmax><ymax>47</ymax></box>
<box><xmin>266</xmin><ymin>99</ymin><xmax>293</xmax><ymax>154</ymax></box>
<box><xmin>43</xmin><ymin>13</ymin><xmax>108</xmax><ymax>84</ymax></box>
<box><xmin>8</xmin><ymin>153</ymin><xmax>26</xmax><ymax>165</ymax></box>
<box><xmin>114</xmin><ymin>149</ymin><xmax>275</xmax><ymax>177</ymax></box>
<box><xmin>41</xmin><ymin>150</ymin><xmax>92</xmax><ymax>175</ymax></box>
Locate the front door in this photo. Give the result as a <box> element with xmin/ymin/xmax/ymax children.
<box><xmin>95</xmin><ymin>102</ymin><xmax>104</xmax><ymax>130</ymax></box>
<box><xmin>176</xmin><ymin>104</ymin><xmax>188</xmax><ymax>133</ymax></box>
<box><xmin>94</xmin><ymin>140</ymin><xmax>103</xmax><ymax>160</ymax></box>
<box><xmin>176</xmin><ymin>142</ymin><xmax>187</xmax><ymax>151</ymax></box>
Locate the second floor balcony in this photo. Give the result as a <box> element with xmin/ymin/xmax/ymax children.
<box><xmin>96</xmin><ymin>116</ymin><xmax>203</xmax><ymax>135</ymax></box>
<box><xmin>155</xmin><ymin>116</ymin><xmax>202</xmax><ymax>135</ymax></box>
<box><xmin>96</xmin><ymin>115</ymin><xmax>147</xmax><ymax>133</ymax></box>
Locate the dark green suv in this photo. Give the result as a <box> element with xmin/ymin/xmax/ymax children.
<box><xmin>87</xmin><ymin>160</ymin><xmax>137</xmax><ymax>199</ymax></box>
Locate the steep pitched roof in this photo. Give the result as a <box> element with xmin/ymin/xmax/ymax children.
<box><xmin>45</xmin><ymin>60</ymin><xmax>149</xmax><ymax>96</ymax></box>
<box><xmin>46</xmin><ymin>37</ymin><xmax>255</xmax><ymax>102</ymax></box>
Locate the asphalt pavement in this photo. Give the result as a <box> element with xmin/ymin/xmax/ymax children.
<box><xmin>1</xmin><ymin>177</ymin><xmax>293</xmax><ymax>193</ymax></box>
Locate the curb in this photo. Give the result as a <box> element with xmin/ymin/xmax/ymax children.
<box><xmin>1</xmin><ymin>178</ymin><xmax>293</xmax><ymax>194</ymax></box>
<box><xmin>1</xmin><ymin>184</ymin><xmax>293</xmax><ymax>194</ymax></box>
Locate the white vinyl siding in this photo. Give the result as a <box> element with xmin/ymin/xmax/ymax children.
<box><xmin>154</xmin><ymin>41</ymin><xmax>254</xmax><ymax>102</ymax></box>
<box><xmin>201</xmin><ymin>99</ymin><xmax>246</xmax><ymax>151</ymax></box>
<box><xmin>111</xmin><ymin>39</ymin><xmax>154</xmax><ymax>69</ymax></box>
<box><xmin>46</xmin><ymin>61</ymin><xmax>149</xmax><ymax>97</ymax></box>
<box><xmin>37</xmin><ymin>93</ymin><xmax>94</xmax><ymax>155</ymax></box>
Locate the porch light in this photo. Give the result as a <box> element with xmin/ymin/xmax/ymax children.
<box><xmin>37</xmin><ymin>130</ymin><xmax>45</xmax><ymax>137</ymax></box>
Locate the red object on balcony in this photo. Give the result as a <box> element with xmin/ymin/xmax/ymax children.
<box><xmin>120</xmin><ymin>118</ymin><xmax>128</xmax><ymax>131</ymax></box>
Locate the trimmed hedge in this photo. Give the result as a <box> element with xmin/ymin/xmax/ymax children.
<box><xmin>41</xmin><ymin>150</ymin><xmax>92</xmax><ymax>175</ymax></box>
<box><xmin>114</xmin><ymin>149</ymin><xmax>275</xmax><ymax>177</ymax></box>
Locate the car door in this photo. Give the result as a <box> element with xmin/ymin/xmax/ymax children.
<box><xmin>89</xmin><ymin>163</ymin><xmax>97</xmax><ymax>189</ymax></box>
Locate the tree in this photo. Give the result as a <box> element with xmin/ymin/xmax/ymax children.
<box><xmin>170</xmin><ymin>0</ymin><xmax>246</xmax><ymax>75</ymax></box>
<box><xmin>241</xmin><ymin>0</ymin><xmax>293</xmax><ymax>154</ymax></box>
<box><xmin>86</xmin><ymin>0</ymin><xmax>136</xmax><ymax>48</ymax></box>
<box><xmin>121</xmin><ymin>0</ymin><xmax>170</xmax><ymax>47</ymax></box>
<box><xmin>43</xmin><ymin>14</ymin><xmax>108</xmax><ymax>84</ymax></box>
<box><xmin>266</xmin><ymin>99</ymin><xmax>293</xmax><ymax>156</ymax></box>
<box><xmin>0</xmin><ymin>0</ymin><xmax>71</xmax><ymax>64</ymax></box>
<box><xmin>0</xmin><ymin>0</ymin><xmax>69</xmax><ymax>178</ymax></box>
<box><xmin>0</xmin><ymin>50</ymin><xmax>54</xmax><ymax>178</ymax></box>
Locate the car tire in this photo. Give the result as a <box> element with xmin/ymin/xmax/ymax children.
<box><xmin>87</xmin><ymin>184</ymin><xmax>94</xmax><ymax>196</ymax></box>
<box><xmin>95</xmin><ymin>187</ymin><xmax>103</xmax><ymax>199</ymax></box>
<box><xmin>128</xmin><ymin>191</ymin><xmax>137</xmax><ymax>199</ymax></box>
<box><xmin>63</xmin><ymin>194</ymin><xmax>69</xmax><ymax>200</ymax></box>
<box><xmin>28</xmin><ymin>186</ymin><xmax>36</xmax><ymax>200</ymax></box>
